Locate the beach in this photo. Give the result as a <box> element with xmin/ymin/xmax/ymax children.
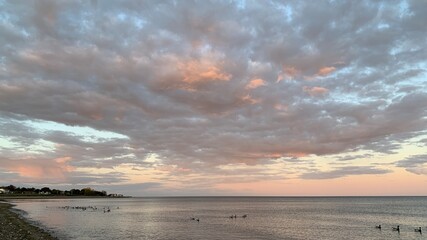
<box><xmin>0</xmin><ymin>200</ymin><xmax>57</xmax><ymax>240</ymax></box>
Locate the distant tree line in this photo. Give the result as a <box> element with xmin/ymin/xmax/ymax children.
<box><xmin>0</xmin><ymin>185</ymin><xmax>108</xmax><ymax>196</ymax></box>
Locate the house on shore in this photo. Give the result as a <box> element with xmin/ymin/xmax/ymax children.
<box><xmin>0</xmin><ymin>188</ymin><xmax>10</xmax><ymax>194</ymax></box>
<box><xmin>108</xmin><ymin>193</ymin><xmax>124</xmax><ymax>197</ymax></box>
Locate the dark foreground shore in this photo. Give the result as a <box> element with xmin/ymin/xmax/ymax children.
<box><xmin>0</xmin><ymin>200</ymin><xmax>57</xmax><ymax>240</ymax></box>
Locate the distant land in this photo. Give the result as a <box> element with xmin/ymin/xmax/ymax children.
<box><xmin>0</xmin><ymin>185</ymin><xmax>127</xmax><ymax>198</ymax></box>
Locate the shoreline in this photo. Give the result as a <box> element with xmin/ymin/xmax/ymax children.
<box><xmin>0</xmin><ymin>199</ymin><xmax>58</xmax><ymax>240</ymax></box>
<box><xmin>0</xmin><ymin>195</ymin><xmax>130</xmax><ymax>199</ymax></box>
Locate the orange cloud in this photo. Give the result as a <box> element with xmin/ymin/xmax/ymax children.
<box><xmin>303</xmin><ymin>86</ymin><xmax>329</xmax><ymax>97</ymax></box>
<box><xmin>317</xmin><ymin>66</ymin><xmax>336</xmax><ymax>76</ymax></box>
<box><xmin>178</xmin><ymin>59</ymin><xmax>231</xmax><ymax>84</ymax></box>
<box><xmin>245</xmin><ymin>78</ymin><xmax>266</xmax><ymax>89</ymax></box>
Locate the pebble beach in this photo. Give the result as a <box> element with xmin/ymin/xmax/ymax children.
<box><xmin>0</xmin><ymin>200</ymin><xmax>57</xmax><ymax>240</ymax></box>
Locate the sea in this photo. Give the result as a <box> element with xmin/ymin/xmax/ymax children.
<box><xmin>11</xmin><ymin>197</ymin><xmax>427</xmax><ymax>240</ymax></box>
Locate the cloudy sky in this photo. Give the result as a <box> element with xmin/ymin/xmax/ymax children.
<box><xmin>1</xmin><ymin>0</ymin><xmax>427</xmax><ymax>196</ymax></box>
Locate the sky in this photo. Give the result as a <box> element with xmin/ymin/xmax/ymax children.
<box><xmin>1</xmin><ymin>0</ymin><xmax>427</xmax><ymax>196</ymax></box>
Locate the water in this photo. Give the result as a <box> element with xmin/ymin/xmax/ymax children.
<box><xmin>11</xmin><ymin>197</ymin><xmax>427</xmax><ymax>240</ymax></box>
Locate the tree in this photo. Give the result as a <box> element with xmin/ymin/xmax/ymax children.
<box><xmin>82</xmin><ymin>187</ymin><xmax>94</xmax><ymax>196</ymax></box>
<box><xmin>40</xmin><ymin>187</ymin><xmax>51</xmax><ymax>193</ymax></box>
<box><xmin>51</xmin><ymin>189</ymin><xmax>62</xmax><ymax>195</ymax></box>
<box><xmin>70</xmin><ymin>189</ymin><xmax>81</xmax><ymax>195</ymax></box>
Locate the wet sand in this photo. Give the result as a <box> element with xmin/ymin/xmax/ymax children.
<box><xmin>0</xmin><ymin>200</ymin><xmax>57</xmax><ymax>240</ymax></box>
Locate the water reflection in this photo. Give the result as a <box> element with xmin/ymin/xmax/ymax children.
<box><xmin>12</xmin><ymin>197</ymin><xmax>427</xmax><ymax>240</ymax></box>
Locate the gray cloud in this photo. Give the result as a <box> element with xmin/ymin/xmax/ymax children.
<box><xmin>300</xmin><ymin>166</ymin><xmax>392</xmax><ymax>180</ymax></box>
<box><xmin>1</xmin><ymin>0</ymin><xmax>427</xmax><ymax>189</ymax></box>
<box><xmin>336</xmin><ymin>153</ymin><xmax>374</xmax><ymax>162</ymax></box>
<box><xmin>67</xmin><ymin>171</ymin><xmax>129</xmax><ymax>185</ymax></box>
<box><xmin>396</xmin><ymin>154</ymin><xmax>427</xmax><ymax>175</ymax></box>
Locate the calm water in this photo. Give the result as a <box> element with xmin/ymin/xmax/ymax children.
<box><xmin>12</xmin><ymin>197</ymin><xmax>427</xmax><ymax>240</ymax></box>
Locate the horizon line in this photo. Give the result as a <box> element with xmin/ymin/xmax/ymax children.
<box><xmin>130</xmin><ymin>195</ymin><xmax>427</xmax><ymax>198</ymax></box>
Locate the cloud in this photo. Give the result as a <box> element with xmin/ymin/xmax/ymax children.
<box><xmin>396</xmin><ymin>154</ymin><xmax>427</xmax><ymax>175</ymax></box>
<box><xmin>67</xmin><ymin>171</ymin><xmax>129</xmax><ymax>185</ymax></box>
<box><xmin>317</xmin><ymin>67</ymin><xmax>336</xmax><ymax>76</ymax></box>
<box><xmin>245</xmin><ymin>78</ymin><xmax>266</xmax><ymax>89</ymax></box>
<box><xmin>303</xmin><ymin>86</ymin><xmax>329</xmax><ymax>97</ymax></box>
<box><xmin>336</xmin><ymin>153</ymin><xmax>373</xmax><ymax>161</ymax></box>
<box><xmin>277</xmin><ymin>66</ymin><xmax>300</xmax><ymax>81</ymax></box>
<box><xmin>300</xmin><ymin>166</ymin><xmax>391</xmax><ymax>179</ymax></box>
<box><xmin>0</xmin><ymin>156</ymin><xmax>74</xmax><ymax>180</ymax></box>
<box><xmin>179</xmin><ymin>59</ymin><xmax>231</xmax><ymax>84</ymax></box>
<box><xmin>0</xmin><ymin>0</ymin><xmax>427</xmax><ymax>192</ymax></box>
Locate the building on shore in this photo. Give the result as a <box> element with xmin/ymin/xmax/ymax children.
<box><xmin>0</xmin><ymin>188</ymin><xmax>10</xmax><ymax>194</ymax></box>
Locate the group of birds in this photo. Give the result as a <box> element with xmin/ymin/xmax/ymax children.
<box><xmin>57</xmin><ymin>205</ymin><xmax>99</xmax><ymax>211</ymax></box>
<box><xmin>229</xmin><ymin>214</ymin><xmax>248</xmax><ymax>219</ymax></box>
<box><xmin>376</xmin><ymin>224</ymin><xmax>423</xmax><ymax>233</ymax></box>
<box><xmin>56</xmin><ymin>205</ymin><xmax>119</xmax><ymax>213</ymax></box>
<box><xmin>191</xmin><ymin>214</ymin><xmax>248</xmax><ymax>222</ymax></box>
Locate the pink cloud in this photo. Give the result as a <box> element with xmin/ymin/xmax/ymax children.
<box><xmin>245</xmin><ymin>78</ymin><xmax>266</xmax><ymax>89</ymax></box>
<box><xmin>179</xmin><ymin>59</ymin><xmax>231</xmax><ymax>84</ymax></box>
<box><xmin>277</xmin><ymin>66</ymin><xmax>300</xmax><ymax>82</ymax></box>
<box><xmin>4</xmin><ymin>156</ymin><xmax>75</xmax><ymax>180</ymax></box>
<box><xmin>274</xmin><ymin>103</ymin><xmax>288</xmax><ymax>111</ymax></box>
<box><xmin>317</xmin><ymin>66</ymin><xmax>336</xmax><ymax>76</ymax></box>
<box><xmin>303</xmin><ymin>86</ymin><xmax>329</xmax><ymax>97</ymax></box>
<box><xmin>241</xmin><ymin>94</ymin><xmax>262</xmax><ymax>104</ymax></box>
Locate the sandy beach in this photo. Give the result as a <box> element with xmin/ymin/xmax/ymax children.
<box><xmin>0</xmin><ymin>200</ymin><xmax>57</xmax><ymax>240</ymax></box>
